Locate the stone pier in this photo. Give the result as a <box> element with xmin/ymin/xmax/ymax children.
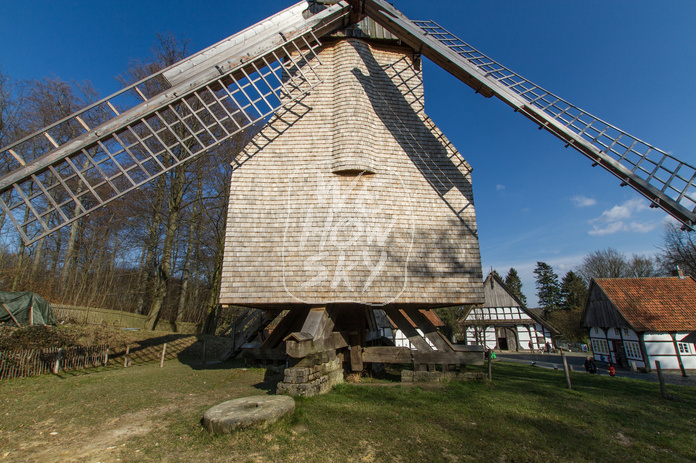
<box><xmin>276</xmin><ymin>351</ymin><xmax>344</xmax><ymax>397</ymax></box>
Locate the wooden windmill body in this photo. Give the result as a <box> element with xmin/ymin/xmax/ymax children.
<box><xmin>218</xmin><ymin>19</ymin><xmax>485</xmax><ymax>393</ymax></box>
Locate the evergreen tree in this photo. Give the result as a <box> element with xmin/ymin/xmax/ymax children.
<box><xmin>534</xmin><ymin>262</ymin><xmax>561</xmax><ymax>310</ymax></box>
<box><xmin>560</xmin><ymin>271</ymin><xmax>588</xmax><ymax>310</ymax></box>
<box><xmin>504</xmin><ymin>268</ymin><xmax>527</xmax><ymax>306</ymax></box>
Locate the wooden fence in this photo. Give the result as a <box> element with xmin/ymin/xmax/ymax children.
<box><xmin>0</xmin><ymin>345</ymin><xmax>109</xmax><ymax>380</ymax></box>
<box><xmin>52</xmin><ymin>304</ymin><xmax>200</xmax><ymax>334</ymax></box>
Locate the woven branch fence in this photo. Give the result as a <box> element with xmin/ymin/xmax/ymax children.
<box><xmin>0</xmin><ymin>345</ymin><xmax>109</xmax><ymax>380</ymax></box>
<box><xmin>52</xmin><ymin>304</ymin><xmax>200</xmax><ymax>334</ymax></box>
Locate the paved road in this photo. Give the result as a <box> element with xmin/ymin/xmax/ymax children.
<box><xmin>495</xmin><ymin>351</ymin><xmax>696</xmax><ymax>387</ymax></box>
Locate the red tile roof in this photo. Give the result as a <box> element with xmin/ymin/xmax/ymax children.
<box><xmin>595</xmin><ymin>277</ymin><xmax>696</xmax><ymax>332</ymax></box>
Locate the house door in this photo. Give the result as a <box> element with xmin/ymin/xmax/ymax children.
<box><xmin>496</xmin><ymin>327</ymin><xmax>517</xmax><ymax>351</ymax></box>
<box><xmin>612</xmin><ymin>340</ymin><xmax>628</xmax><ymax>368</ymax></box>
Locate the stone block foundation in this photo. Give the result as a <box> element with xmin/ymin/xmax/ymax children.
<box><xmin>276</xmin><ymin>352</ymin><xmax>344</xmax><ymax>397</ymax></box>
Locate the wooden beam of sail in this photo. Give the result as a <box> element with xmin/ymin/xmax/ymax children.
<box><xmin>357</xmin><ymin>0</ymin><xmax>696</xmax><ymax>229</ymax></box>
<box><xmin>0</xmin><ymin>3</ymin><xmax>350</xmax><ymax>245</ymax></box>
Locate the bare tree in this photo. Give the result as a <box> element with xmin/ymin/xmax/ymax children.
<box><xmin>628</xmin><ymin>254</ymin><xmax>660</xmax><ymax>277</ymax></box>
<box><xmin>577</xmin><ymin>248</ymin><xmax>629</xmax><ymax>282</ymax></box>
<box><xmin>659</xmin><ymin>222</ymin><xmax>696</xmax><ymax>277</ymax></box>
<box><xmin>0</xmin><ymin>32</ymin><xmax>260</xmax><ymax>329</ymax></box>
<box><xmin>577</xmin><ymin>247</ymin><xmax>660</xmax><ymax>283</ymax></box>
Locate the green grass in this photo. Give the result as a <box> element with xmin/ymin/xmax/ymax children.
<box><xmin>0</xmin><ymin>360</ymin><xmax>694</xmax><ymax>462</ymax></box>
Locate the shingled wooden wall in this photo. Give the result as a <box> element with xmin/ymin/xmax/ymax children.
<box><xmin>219</xmin><ymin>38</ymin><xmax>483</xmax><ymax>309</ymax></box>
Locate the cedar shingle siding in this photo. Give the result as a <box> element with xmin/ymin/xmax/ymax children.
<box><xmin>219</xmin><ymin>39</ymin><xmax>483</xmax><ymax>308</ymax></box>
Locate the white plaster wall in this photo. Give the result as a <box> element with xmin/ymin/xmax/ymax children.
<box><xmin>622</xmin><ymin>328</ymin><xmax>639</xmax><ymax>341</ymax></box>
<box><xmin>644</xmin><ymin>332</ymin><xmax>696</xmax><ymax>370</ymax></box>
<box><xmin>606</xmin><ymin>328</ymin><xmax>623</xmax><ymax>340</ymax></box>
<box><xmin>590</xmin><ymin>327</ymin><xmax>606</xmax><ymax>338</ymax></box>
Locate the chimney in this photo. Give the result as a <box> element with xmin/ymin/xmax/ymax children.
<box><xmin>672</xmin><ymin>265</ymin><xmax>685</xmax><ymax>279</ymax></box>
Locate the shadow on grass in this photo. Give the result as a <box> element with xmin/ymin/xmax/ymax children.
<box><xmin>49</xmin><ymin>334</ymin><xmax>242</xmax><ymax>379</ymax></box>
<box><xmin>253</xmin><ymin>369</ymin><xmax>284</xmax><ymax>394</ymax></box>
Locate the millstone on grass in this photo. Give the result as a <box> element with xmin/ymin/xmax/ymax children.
<box><xmin>202</xmin><ymin>395</ymin><xmax>295</xmax><ymax>434</ymax></box>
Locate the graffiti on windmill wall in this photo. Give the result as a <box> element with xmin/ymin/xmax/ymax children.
<box><xmin>283</xmin><ymin>163</ymin><xmax>414</xmax><ymax>305</ymax></box>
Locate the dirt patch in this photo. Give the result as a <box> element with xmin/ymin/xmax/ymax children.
<box><xmin>17</xmin><ymin>401</ymin><xmax>189</xmax><ymax>462</ymax></box>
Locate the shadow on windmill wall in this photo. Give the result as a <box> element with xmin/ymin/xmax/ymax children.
<box><xmin>230</xmin><ymin>95</ymin><xmax>313</xmax><ymax>172</ymax></box>
<box><xmin>349</xmin><ymin>40</ymin><xmax>477</xmax><ymax>239</ymax></box>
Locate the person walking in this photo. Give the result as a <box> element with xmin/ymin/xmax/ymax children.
<box><xmin>584</xmin><ymin>357</ymin><xmax>597</xmax><ymax>374</ymax></box>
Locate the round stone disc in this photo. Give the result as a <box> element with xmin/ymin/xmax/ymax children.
<box><xmin>202</xmin><ymin>395</ymin><xmax>295</xmax><ymax>434</ymax></box>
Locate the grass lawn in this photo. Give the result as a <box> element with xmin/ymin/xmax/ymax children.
<box><xmin>0</xmin><ymin>358</ymin><xmax>694</xmax><ymax>462</ymax></box>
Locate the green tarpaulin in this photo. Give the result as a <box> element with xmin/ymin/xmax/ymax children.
<box><xmin>0</xmin><ymin>291</ymin><xmax>56</xmax><ymax>326</ymax></box>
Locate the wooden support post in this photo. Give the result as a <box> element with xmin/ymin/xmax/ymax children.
<box><xmin>104</xmin><ymin>347</ymin><xmax>109</xmax><ymax>366</ymax></box>
<box><xmin>160</xmin><ymin>343</ymin><xmax>167</xmax><ymax>368</ymax></box>
<box><xmin>656</xmin><ymin>361</ymin><xmax>668</xmax><ymax>399</ymax></box>
<box><xmin>350</xmin><ymin>333</ymin><xmax>363</xmax><ymax>372</ymax></box>
<box><xmin>54</xmin><ymin>349</ymin><xmax>63</xmax><ymax>374</ymax></box>
<box><xmin>383</xmin><ymin>308</ymin><xmax>433</xmax><ymax>352</ymax></box>
<box><xmin>487</xmin><ymin>352</ymin><xmax>492</xmax><ymax>380</ymax></box>
<box><xmin>670</xmin><ymin>333</ymin><xmax>688</xmax><ymax>377</ymax></box>
<box><xmin>124</xmin><ymin>344</ymin><xmax>131</xmax><ymax>367</ymax></box>
<box><xmin>29</xmin><ymin>304</ymin><xmax>34</xmax><ymax>326</ymax></box>
<box><xmin>638</xmin><ymin>335</ymin><xmax>651</xmax><ymax>373</ymax></box>
<box><xmin>2</xmin><ymin>303</ymin><xmax>20</xmax><ymax>327</ymax></box>
<box><xmin>401</xmin><ymin>308</ymin><xmax>452</xmax><ymax>352</ymax></box>
<box><xmin>561</xmin><ymin>351</ymin><xmax>572</xmax><ymax>390</ymax></box>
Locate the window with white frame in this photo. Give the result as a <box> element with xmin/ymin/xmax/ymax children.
<box><xmin>624</xmin><ymin>341</ymin><xmax>642</xmax><ymax>360</ymax></box>
<box><xmin>592</xmin><ymin>339</ymin><xmax>609</xmax><ymax>354</ymax></box>
<box><xmin>677</xmin><ymin>343</ymin><xmax>692</xmax><ymax>355</ymax></box>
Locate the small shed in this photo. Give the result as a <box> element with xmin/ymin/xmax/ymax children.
<box><xmin>0</xmin><ymin>291</ymin><xmax>56</xmax><ymax>326</ymax></box>
<box><xmin>459</xmin><ymin>272</ymin><xmax>556</xmax><ymax>351</ymax></box>
<box><xmin>582</xmin><ymin>276</ymin><xmax>696</xmax><ymax>372</ymax></box>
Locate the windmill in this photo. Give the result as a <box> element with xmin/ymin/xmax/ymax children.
<box><xmin>2</xmin><ymin>0</ymin><xmax>695</xmax><ymax>395</ymax></box>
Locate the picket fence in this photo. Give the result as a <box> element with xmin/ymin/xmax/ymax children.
<box><xmin>0</xmin><ymin>345</ymin><xmax>109</xmax><ymax>380</ymax></box>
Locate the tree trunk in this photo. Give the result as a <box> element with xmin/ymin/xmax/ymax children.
<box><xmin>11</xmin><ymin>201</ymin><xmax>31</xmax><ymax>291</ymax></box>
<box><xmin>136</xmin><ymin>174</ymin><xmax>166</xmax><ymax>314</ymax></box>
<box><xmin>59</xmin><ymin>159</ymin><xmax>90</xmax><ymax>291</ymax></box>
<box><xmin>202</xmin><ymin>196</ymin><xmax>228</xmax><ymax>335</ymax></box>
<box><xmin>176</xmin><ymin>177</ymin><xmax>202</xmax><ymax>323</ymax></box>
<box><xmin>144</xmin><ymin>164</ymin><xmax>185</xmax><ymax>330</ymax></box>
<box><xmin>31</xmin><ymin>236</ymin><xmax>45</xmax><ymax>283</ymax></box>
<box><xmin>59</xmin><ymin>220</ymin><xmax>79</xmax><ymax>290</ymax></box>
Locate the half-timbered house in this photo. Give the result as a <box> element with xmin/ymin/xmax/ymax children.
<box><xmin>582</xmin><ymin>276</ymin><xmax>696</xmax><ymax>372</ymax></box>
<box><xmin>459</xmin><ymin>272</ymin><xmax>556</xmax><ymax>351</ymax></box>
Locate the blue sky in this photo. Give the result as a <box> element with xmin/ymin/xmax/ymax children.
<box><xmin>2</xmin><ymin>1</ymin><xmax>696</xmax><ymax>306</ymax></box>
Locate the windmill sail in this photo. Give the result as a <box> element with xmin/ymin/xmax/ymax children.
<box><xmin>3</xmin><ymin>0</ymin><xmax>695</xmax><ymax>245</ymax></box>
<box><xmin>357</xmin><ymin>0</ymin><xmax>696</xmax><ymax>229</ymax></box>
<box><xmin>0</xmin><ymin>2</ymin><xmax>350</xmax><ymax>245</ymax></box>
